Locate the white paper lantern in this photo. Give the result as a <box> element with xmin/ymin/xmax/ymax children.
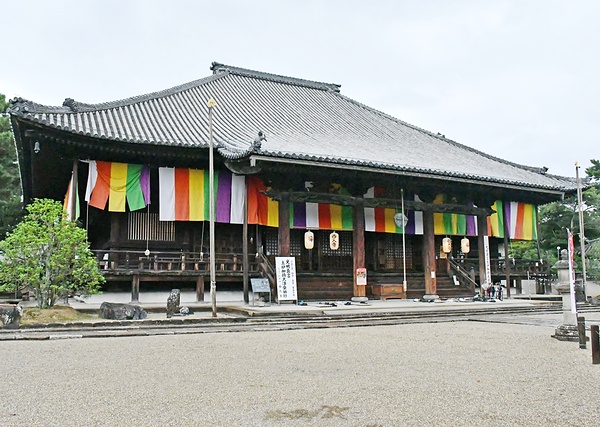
<box><xmin>304</xmin><ymin>230</ymin><xmax>314</xmax><ymax>250</ymax></box>
<box><xmin>461</xmin><ymin>237</ymin><xmax>470</xmax><ymax>254</ymax></box>
<box><xmin>442</xmin><ymin>237</ymin><xmax>452</xmax><ymax>253</ymax></box>
<box><xmin>329</xmin><ymin>231</ymin><xmax>339</xmax><ymax>250</ymax></box>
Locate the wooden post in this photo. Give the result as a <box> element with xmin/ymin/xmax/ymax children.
<box><xmin>353</xmin><ymin>201</ymin><xmax>366</xmax><ymax>298</ymax></box>
<box><xmin>422</xmin><ymin>209</ymin><xmax>437</xmax><ymax>296</ymax></box>
<box><xmin>477</xmin><ymin>214</ymin><xmax>488</xmax><ymax>295</ymax></box>
<box><xmin>502</xmin><ymin>204</ymin><xmax>512</xmax><ymax>298</ymax></box>
<box><xmin>278</xmin><ymin>195</ymin><xmax>290</xmax><ymax>257</ymax></box>
<box><xmin>196</xmin><ymin>275</ymin><xmax>205</xmax><ymax>302</ymax></box>
<box><xmin>242</xmin><ymin>178</ymin><xmax>249</xmax><ymax>304</ymax></box>
<box><xmin>578</xmin><ymin>316</ymin><xmax>587</xmax><ymax>349</ymax></box>
<box><xmin>131</xmin><ymin>275</ymin><xmax>140</xmax><ymax>303</ymax></box>
<box><xmin>591</xmin><ymin>325</ymin><xmax>600</xmax><ymax>364</ymax></box>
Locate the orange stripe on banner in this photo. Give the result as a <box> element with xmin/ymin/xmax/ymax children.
<box><xmin>515</xmin><ymin>202</ymin><xmax>525</xmax><ymax>240</ymax></box>
<box><xmin>89</xmin><ymin>161</ymin><xmax>112</xmax><ymax>209</ymax></box>
<box><xmin>319</xmin><ymin>204</ymin><xmax>332</xmax><ymax>229</ymax></box>
<box><xmin>247</xmin><ymin>177</ymin><xmax>259</xmax><ymax>224</ymax></box>
<box><xmin>257</xmin><ymin>182</ymin><xmax>269</xmax><ymax>226</ymax></box>
<box><xmin>175</xmin><ymin>168</ymin><xmax>190</xmax><ymax>220</ymax></box>
<box><xmin>374</xmin><ymin>208</ymin><xmax>386</xmax><ymax>232</ymax></box>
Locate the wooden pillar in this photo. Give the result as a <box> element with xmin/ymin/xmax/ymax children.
<box><xmin>242</xmin><ymin>179</ymin><xmax>249</xmax><ymax>304</ymax></box>
<box><xmin>477</xmin><ymin>214</ymin><xmax>488</xmax><ymax>295</ymax></box>
<box><xmin>196</xmin><ymin>275</ymin><xmax>205</xmax><ymax>302</ymax></box>
<box><xmin>502</xmin><ymin>204</ymin><xmax>512</xmax><ymax>298</ymax></box>
<box><xmin>131</xmin><ymin>275</ymin><xmax>140</xmax><ymax>303</ymax></box>
<box><xmin>422</xmin><ymin>209</ymin><xmax>437</xmax><ymax>296</ymax></box>
<box><xmin>278</xmin><ymin>195</ymin><xmax>290</xmax><ymax>257</ymax></box>
<box><xmin>353</xmin><ymin>201</ymin><xmax>366</xmax><ymax>297</ymax></box>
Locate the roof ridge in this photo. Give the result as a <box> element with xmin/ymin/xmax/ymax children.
<box><xmin>210</xmin><ymin>61</ymin><xmax>341</xmax><ymax>93</ymax></box>
<box><xmin>9</xmin><ymin>73</ymin><xmax>226</xmax><ymax>113</ymax></box>
<box><xmin>331</xmin><ymin>91</ymin><xmax>557</xmax><ymax>177</ymax></box>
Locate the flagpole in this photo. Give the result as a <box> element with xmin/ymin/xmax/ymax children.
<box><xmin>575</xmin><ymin>162</ymin><xmax>587</xmax><ymax>293</ymax></box>
<box><xmin>208</xmin><ymin>98</ymin><xmax>217</xmax><ymax>317</ymax></box>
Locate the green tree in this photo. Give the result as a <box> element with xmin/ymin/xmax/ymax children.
<box><xmin>0</xmin><ymin>199</ymin><xmax>104</xmax><ymax>308</ymax></box>
<box><xmin>0</xmin><ymin>94</ymin><xmax>23</xmax><ymax>238</ymax></box>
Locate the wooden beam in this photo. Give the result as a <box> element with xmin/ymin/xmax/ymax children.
<box><xmin>353</xmin><ymin>201</ymin><xmax>366</xmax><ymax>298</ymax></box>
<box><xmin>477</xmin><ymin>214</ymin><xmax>488</xmax><ymax>295</ymax></box>
<box><xmin>278</xmin><ymin>195</ymin><xmax>290</xmax><ymax>257</ymax></box>
<box><xmin>422</xmin><ymin>210</ymin><xmax>437</xmax><ymax>296</ymax></box>
<box><xmin>242</xmin><ymin>179</ymin><xmax>250</xmax><ymax>304</ymax></box>
<box><xmin>263</xmin><ymin>189</ymin><xmax>493</xmax><ymax>216</ymax></box>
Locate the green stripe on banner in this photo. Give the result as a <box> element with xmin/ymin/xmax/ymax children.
<box><xmin>126</xmin><ymin>164</ymin><xmax>146</xmax><ymax>211</ymax></box>
<box><xmin>202</xmin><ymin>170</ymin><xmax>220</xmax><ymax>219</ymax></box>
<box><xmin>341</xmin><ymin>205</ymin><xmax>353</xmax><ymax>230</ymax></box>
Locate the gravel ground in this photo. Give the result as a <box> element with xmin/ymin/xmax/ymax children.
<box><xmin>1</xmin><ymin>320</ymin><xmax>599</xmax><ymax>427</ymax></box>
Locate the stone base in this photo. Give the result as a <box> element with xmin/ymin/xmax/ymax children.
<box><xmin>552</xmin><ymin>324</ymin><xmax>580</xmax><ymax>342</ymax></box>
<box><xmin>351</xmin><ymin>296</ymin><xmax>369</xmax><ymax>303</ymax></box>
<box><xmin>422</xmin><ymin>294</ymin><xmax>440</xmax><ymax>302</ymax></box>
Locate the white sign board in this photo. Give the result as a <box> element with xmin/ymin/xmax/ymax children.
<box><xmin>275</xmin><ymin>257</ymin><xmax>298</xmax><ymax>302</ymax></box>
<box><xmin>483</xmin><ymin>235</ymin><xmax>492</xmax><ymax>289</ymax></box>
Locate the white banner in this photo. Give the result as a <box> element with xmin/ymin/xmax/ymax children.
<box><xmin>483</xmin><ymin>235</ymin><xmax>492</xmax><ymax>289</ymax></box>
<box><xmin>275</xmin><ymin>257</ymin><xmax>298</xmax><ymax>302</ymax></box>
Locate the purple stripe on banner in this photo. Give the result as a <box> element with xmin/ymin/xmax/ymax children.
<box><xmin>406</xmin><ymin>210</ymin><xmax>416</xmax><ymax>234</ymax></box>
<box><xmin>216</xmin><ymin>171</ymin><xmax>232</xmax><ymax>223</ymax></box>
<box><xmin>293</xmin><ymin>202</ymin><xmax>306</xmax><ymax>228</ymax></box>
<box><xmin>141</xmin><ymin>166</ymin><xmax>151</xmax><ymax>205</ymax></box>
<box><xmin>466</xmin><ymin>202</ymin><xmax>477</xmax><ymax>236</ymax></box>
<box><xmin>504</xmin><ymin>202</ymin><xmax>512</xmax><ymax>237</ymax></box>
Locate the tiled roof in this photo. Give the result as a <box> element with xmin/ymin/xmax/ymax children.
<box><xmin>8</xmin><ymin>61</ymin><xmax>576</xmax><ymax>192</ymax></box>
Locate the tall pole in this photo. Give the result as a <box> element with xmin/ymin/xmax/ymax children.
<box><xmin>575</xmin><ymin>162</ymin><xmax>587</xmax><ymax>291</ymax></box>
<box><xmin>208</xmin><ymin>98</ymin><xmax>217</xmax><ymax>317</ymax></box>
<box><xmin>401</xmin><ymin>188</ymin><xmax>407</xmax><ymax>293</ymax></box>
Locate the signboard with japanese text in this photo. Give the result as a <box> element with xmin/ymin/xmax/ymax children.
<box><xmin>275</xmin><ymin>257</ymin><xmax>298</xmax><ymax>302</ymax></box>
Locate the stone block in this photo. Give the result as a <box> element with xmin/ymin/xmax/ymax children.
<box><xmin>99</xmin><ymin>302</ymin><xmax>147</xmax><ymax>320</ymax></box>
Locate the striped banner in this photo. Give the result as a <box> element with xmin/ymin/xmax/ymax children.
<box><xmin>247</xmin><ymin>176</ymin><xmax>278</xmax><ymax>227</ymax></box>
<box><xmin>487</xmin><ymin>200</ymin><xmax>505</xmax><ymax>238</ymax></box>
<box><xmin>291</xmin><ymin>202</ymin><xmax>353</xmax><ymax>231</ymax></box>
<box><xmin>63</xmin><ymin>171</ymin><xmax>80</xmax><ymax>220</ymax></box>
<box><xmin>86</xmin><ymin>160</ymin><xmax>150</xmax><ymax>212</ymax></box>
<box><xmin>504</xmin><ymin>201</ymin><xmax>537</xmax><ymax>240</ymax></box>
<box><xmin>363</xmin><ymin>188</ymin><xmax>424</xmax><ymax>234</ymax></box>
<box><xmin>158</xmin><ymin>168</ymin><xmax>245</xmax><ymax>222</ymax></box>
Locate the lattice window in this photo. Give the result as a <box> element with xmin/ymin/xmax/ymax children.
<box><xmin>263</xmin><ymin>228</ymin><xmax>279</xmax><ymax>256</ymax></box>
<box><xmin>320</xmin><ymin>230</ymin><xmax>352</xmax><ymax>270</ymax></box>
<box><xmin>385</xmin><ymin>234</ymin><xmax>413</xmax><ymax>270</ymax></box>
<box><xmin>320</xmin><ymin>231</ymin><xmax>352</xmax><ymax>256</ymax></box>
<box><xmin>128</xmin><ymin>211</ymin><xmax>175</xmax><ymax>242</ymax></box>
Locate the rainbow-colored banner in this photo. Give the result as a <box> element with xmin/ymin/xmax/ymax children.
<box><xmin>363</xmin><ymin>188</ymin><xmax>424</xmax><ymax>234</ymax></box>
<box><xmin>86</xmin><ymin>160</ymin><xmax>150</xmax><ymax>212</ymax></box>
<box><xmin>487</xmin><ymin>200</ymin><xmax>505</xmax><ymax>238</ymax></box>
<box><xmin>291</xmin><ymin>202</ymin><xmax>353</xmax><ymax>231</ymax></box>
<box><xmin>504</xmin><ymin>201</ymin><xmax>537</xmax><ymax>240</ymax></box>
<box><xmin>158</xmin><ymin>168</ymin><xmax>245</xmax><ymax>222</ymax></box>
<box><xmin>247</xmin><ymin>176</ymin><xmax>278</xmax><ymax>227</ymax></box>
<box><xmin>433</xmin><ymin>194</ymin><xmax>478</xmax><ymax>236</ymax></box>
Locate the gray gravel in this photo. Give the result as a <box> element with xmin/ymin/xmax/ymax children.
<box><xmin>1</xmin><ymin>320</ymin><xmax>599</xmax><ymax>426</ymax></box>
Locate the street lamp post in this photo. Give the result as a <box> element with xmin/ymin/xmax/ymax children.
<box><xmin>208</xmin><ymin>98</ymin><xmax>217</xmax><ymax>317</ymax></box>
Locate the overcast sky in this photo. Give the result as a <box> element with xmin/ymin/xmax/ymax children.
<box><xmin>2</xmin><ymin>0</ymin><xmax>598</xmax><ymax>178</ymax></box>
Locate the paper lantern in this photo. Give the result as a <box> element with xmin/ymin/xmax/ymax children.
<box><xmin>330</xmin><ymin>231</ymin><xmax>339</xmax><ymax>250</ymax></box>
<box><xmin>304</xmin><ymin>230</ymin><xmax>314</xmax><ymax>250</ymax></box>
<box><xmin>461</xmin><ymin>237</ymin><xmax>470</xmax><ymax>254</ymax></box>
<box><xmin>442</xmin><ymin>237</ymin><xmax>452</xmax><ymax>253</ymax></box>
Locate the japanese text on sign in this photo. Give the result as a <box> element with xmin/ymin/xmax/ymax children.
<box><xmin>275</xmin><ymin>257</ymin><xmax>298</xmax><ymax>302</ymax></box>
